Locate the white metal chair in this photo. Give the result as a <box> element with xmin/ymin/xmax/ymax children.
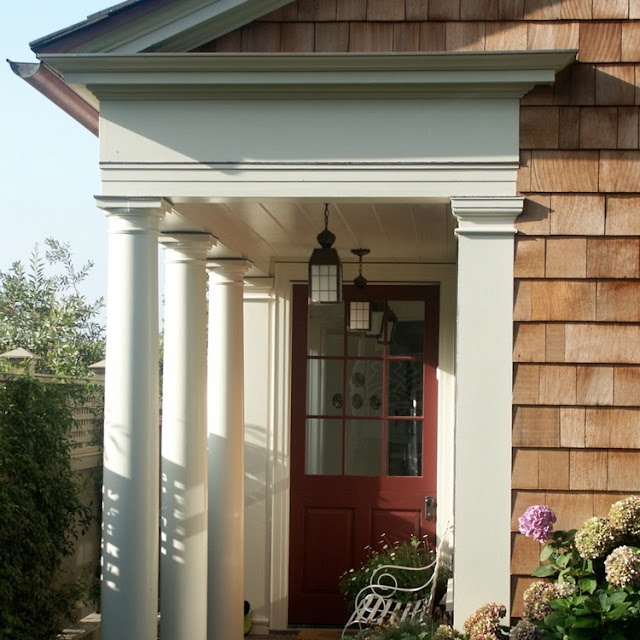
<box><xmin>341</xmin><ymin>529</ymin><xmax>450</xmax><ymax>639</ymax></box>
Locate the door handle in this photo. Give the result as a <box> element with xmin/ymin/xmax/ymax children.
<box><xmin>424</xmin><ymin>495</ymin><xmax>436</xmax><ymax>521</ymax></box>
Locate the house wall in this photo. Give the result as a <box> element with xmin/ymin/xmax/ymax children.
<box><xmin>200</xmin><ymin>0</ymin><xmax>640</xmax><ymax>618</ymax></box>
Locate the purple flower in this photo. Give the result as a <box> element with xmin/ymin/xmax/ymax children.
<box><xmin>519</xmin><ymin>505</ymin><xmax>557</xmax><ymax>543</ymax></box>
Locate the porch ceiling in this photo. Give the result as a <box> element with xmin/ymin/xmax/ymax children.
<box><xmin>162</xmin><ymin>199</ymin><xmax>457</xmax><ymax>276</ymax></box>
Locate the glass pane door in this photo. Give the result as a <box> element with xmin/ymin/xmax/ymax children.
<box><xmin>304</xmin><ymin>289</ymin><xmax>427</xmax><ymax>478</ymax></box>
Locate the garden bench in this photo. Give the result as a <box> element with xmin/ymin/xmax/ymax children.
<box><xmin>341</xmin><ymin>529</ymin><xmax>449</xmax><ymax>639</ymax></box>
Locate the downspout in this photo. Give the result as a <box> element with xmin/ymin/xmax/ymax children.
<box><xmin>7</xmin><ymin>60</ymin><xmax>99</xmax><ymax>137</ymax></box>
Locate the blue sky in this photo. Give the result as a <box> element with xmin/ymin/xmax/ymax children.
<box><xmin>1</xmin><ymin>1</ymin><xmax>117</xmax><ymax>309</ymax></box>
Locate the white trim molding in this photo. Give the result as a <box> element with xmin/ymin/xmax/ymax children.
<box><xmin>450</xmin><ymin>196</ymin><xmax>524</xmax><ymax>626</ymax></box>
<box><xmin>41</xmin><ymin>51</ymin><xmax>576</xmax><ymax>101</ymax></box>
<box><xmin>269</xmin><ymin>261</ymin><xmax>457</xmax><ymax>630</ymax></box>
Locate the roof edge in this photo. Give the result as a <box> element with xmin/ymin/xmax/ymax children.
<box><xmin>29</xmin><ymin>0</ymin><xmax>295</xmax><ymax>55</ymax></box>
<box><xmin>38</xmin><ymin>50</ymin><xmax>577</xmax><ymax>102</ymax></box>
<box><xmin>8</xmin><ymin>60</ymin><xmax>99</xmax><ymax>136</ymax></box>
<box><xmin>40</xmin><ymin>49</ymin><xmax>578</xmax><ymax>74</ymax></box>
<box><xmin>29</xmin><ymin>0</ymin><xmax>175</xmax><ymax>54</ymax></box>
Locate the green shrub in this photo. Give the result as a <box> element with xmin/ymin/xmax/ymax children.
<box><xmin>518</xmin><ymin>498</ymin><xmax>640</xmax><ymax>639</ymax></box>
<box><xmin>0</xmin><ymin>376</ymin><xmax>94</xmax><ymax>640</ymax></box>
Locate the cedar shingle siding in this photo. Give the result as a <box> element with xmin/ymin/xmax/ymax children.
<box><xmin>196</xmin><ymin>0</ymin><xmax>640</xmax><ymax>617</ymax></box>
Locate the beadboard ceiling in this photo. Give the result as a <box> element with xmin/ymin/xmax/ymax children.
<box><xmin>163</xmin><ymin>199</ymin><xmax>458</xmax><ymax>275</ymax></box>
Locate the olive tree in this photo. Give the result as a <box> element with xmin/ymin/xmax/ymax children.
<box><xmin>0</xmin><ymin>238</ymin><xmax>105</xmax><ymax>377</ymax></box>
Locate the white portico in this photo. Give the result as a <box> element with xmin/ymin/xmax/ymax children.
<box><xmin>15</xmin><ymin>6</ymin><xmax>575</xmax><ymax>635</ymax></box>
<box><xmin>83</xmin><ymin>50</ymin><xmax>571</xmax><ymax>638</ymax></box>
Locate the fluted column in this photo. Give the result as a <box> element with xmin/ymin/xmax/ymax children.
<box><xmin>450</xmin><ymin>196</ymin><xmax>524</xmax><ymax>626</ymax></box>
<box><xmin>159</xmin><ymin>233</ymin><xmax>215</xmax><ymax>640</ymax></box>
<box><xmin>96</xmin><ymin>196</ymin><xmax>168</xmax><ymax>640</ymax></box>
<box><xmin>206</xmin><ymin>259</ymin><xmax>251</xmax><ymax>640</ymax></box>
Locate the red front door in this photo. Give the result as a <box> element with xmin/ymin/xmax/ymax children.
<box><xmin>288</xmin><ymin>284</ymin><xmax>439</xmax><ymax>625</ymax></box>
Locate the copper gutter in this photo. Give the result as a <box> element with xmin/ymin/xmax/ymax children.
<box><xmin>7</xmin><ymin>60</ymin><xmax>99</xmax><ymax>137</ymax></box>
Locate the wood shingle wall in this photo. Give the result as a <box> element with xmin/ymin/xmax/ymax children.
<box><xmin>197</xmin><ymin>0</ymin><xmax>640</xmax><ymax>618</ymax></box>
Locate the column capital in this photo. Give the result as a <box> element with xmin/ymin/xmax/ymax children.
<box><xmin>96</xmin><ymin>195</ymin><xmax>173</xmax><ymax>215</ymax></box>
<box><xmin>96</xmin><ymin>196</ymin><xmax>171</xmax><ymax>233</ymax></box>
<box><xmin>206</xmin><ymin>259</ymin><xmax>252</xmax><ymax>284</ymax></box>
<box><xmin>451</xmin><ymin>196</ymin><xmax>524</xmax><ymax>237</ymax></box>
<box><xmin>160</xmin><ymin>232</ymin><xmax>216</xmax><ymax>263</ymax></box>
<box><xmin>244</xmin><ymin>277</ymin><xmax>275</xmax><ymax>300</ymax></box>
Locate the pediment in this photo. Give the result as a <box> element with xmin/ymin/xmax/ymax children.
<box><xmin>30</xmin><ymin>0</ymin><xmax>296</xmax><ymax>55</ymax></box>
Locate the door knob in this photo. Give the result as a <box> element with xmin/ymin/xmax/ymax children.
<box><xmin>424</xmin><ymin>495</ymin><xmax>436</xmax><ymax>521</ymax></box>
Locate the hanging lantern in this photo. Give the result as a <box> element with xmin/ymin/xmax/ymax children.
<box><xmin>308</xmin><ymin>203</ymin><xmax>342</xmax><ymax>304</ymax></box>
<box><xmin>348</xmin><ymin>248</ymin><xmax>371</xmax><ymax>331</ymax></box>
<box><xmin>367</xmin><ymin>301</ymin><xmax>385</xmax><ymax>339</ymax></box>
<box><xmin>378</xmin><ymin>307</ymin><xmax>398</xmax><ymax>345</ymax></box>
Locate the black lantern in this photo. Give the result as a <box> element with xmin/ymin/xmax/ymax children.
<box><xmin>308</xmin><ymin>203</ymin><xmax>342</xmax><ymax>303</ymax></box>
<box><xmin>378</xmin><ymin>307</ymin><xmax>398</xmax><ymax>345</ymax></box>
<box><xmin>367</xmin><ymin>301</ymin><xmax>385</xmax><ymax>338</ymax></box>
<box><xmin>348</xmin><ymin>248</ymin><xmax>371</xmax><ymax>331</ymax></box>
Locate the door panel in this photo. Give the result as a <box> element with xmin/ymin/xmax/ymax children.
<box><xmin>371</xmin><ymin>508</ymin><xmax>421</xmax><ymax>544</ymax></box>
<box><xmin>303</xmin><ymin>508</ymin><xmax>355</xmax><ymax>592</ymax></box>
<box><xmin>289</xmin><ymin>284</ymin><xmax>439</xmax><ymax>625</ymax></box>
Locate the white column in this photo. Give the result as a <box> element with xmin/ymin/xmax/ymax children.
<box><xmin>206</xmin><ymin>259</ymin><xmax>251</xmax><ymax>640</ymax></box>
<box><xmin>450</xmin><ymin>196</ymin><xmax>523</xmax><ymax>626</ymax></box>
<box><xmin>159</xmin><ymin>233</ymin><xmax>215</xmax><ymax>640</ymax></box>
<box><xmin>96</xmin><ymin>196</ymin><xmax>168</xmax><ymax>640</ymax></box>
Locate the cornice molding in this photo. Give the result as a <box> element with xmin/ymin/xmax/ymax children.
<box><xmin>40</xmin><ymin>50</ymin><xmax>576</xmax><ymax>101</ymax></box>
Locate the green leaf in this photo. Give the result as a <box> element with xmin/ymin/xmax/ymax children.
<box><xmin>535</xmin><ymin>565</ymin><xmax>559</xmax><ymax>577</ymax></box>
<box><xmin>604</xmin><ymin>603</ymin><xmax>631</xmax><ymax>621</ymax></box>
<box><xmin>557</xmin><ymin>553</ymin><xmax>572</xmax><ymax>568</ymax></box>
<box><xmin>544</xmin><ymin>611</ymin><xmax>569</xmax><ymax>629</ymax></box>
<box><xmin>541</xmin><ymin>545</ymin><xmax>554</xmax><ymax>561</ymax></box>
<box><xmin>572</xmin><ymin>617</ymin><xmax>599</xmax><ymax>628</ymax></box>
<box><xmin>578</xmin><ymin>577</ymin><xmax>598</xmax><ymax>594</ymax></box>
<box><xmin>608</xmin><ymin>591</ymin><xmax>629</xmax><ymax>605</ymax></box>
<box><xmin>567</xmin><ymin>629</ymin><xmax>598</xmax><ymax>640</ymax></box>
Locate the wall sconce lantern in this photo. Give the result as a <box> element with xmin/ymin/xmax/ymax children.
<box><xmin>308</xmin><ymin>203</ymin><xmax>342</xmax><ymax>304</ymax></box>
<box><xmin>349</xmin><ymin>248</ymin><xmax>370</xmax><ymax>331</ymax></box>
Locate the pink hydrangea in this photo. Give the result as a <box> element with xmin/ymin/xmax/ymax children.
<box><xmin>519</xmin><ymin>505</ymin><xmax>557</xmax><ymax>544</ymax></box>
